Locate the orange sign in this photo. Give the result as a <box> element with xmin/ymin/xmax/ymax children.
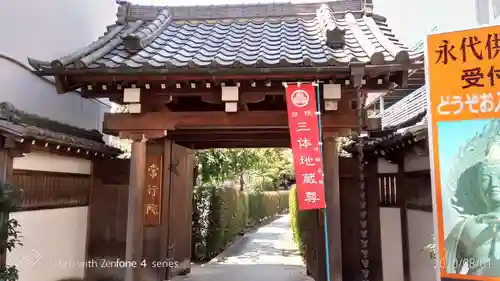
<box><xmin>427</xmin><ymin>25</ymin><xmax>500</xmax><ymax>280</ymax></box>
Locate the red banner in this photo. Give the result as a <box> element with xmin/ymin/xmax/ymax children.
<box><xmin>285</xmin><ymin>83</ymin><xmax>326</xmax><ymax>210</ymax></box>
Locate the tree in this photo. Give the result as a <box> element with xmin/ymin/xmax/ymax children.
<box><xmin>195</xmin><ymin>149</ymin><xmax>233</xmax><ymax>186</ymax></box>
<box><xmin>196</xmin><ymin>148</ymin><xmax>261</xmax><ymax>190</ymax></box>
<box><xmin>251</xmin><ymin>148</ymin><xmax>292</xmax><ymax>191</ymax></box>
<box><xmin>225</xmin><ymin>149</ymin><xmax>261</xmax><ymax>190</ymax></box>
<box><xmin>107</xmin><ymin>103</ymin><xmax>131</xmax><ymax>158</ymax></box>
<box><xmin>195</xmin><ymin>148</ymin><xmax>293</xmax><ymax>191</ymax></box>
<box><xmin>337</xmin><ymin>136</ymin><xmax>354</xmax><ymax>157</ymax></box>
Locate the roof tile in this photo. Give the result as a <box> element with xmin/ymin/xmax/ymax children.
<box><xmin>28</xmin><ymin>1</ymin><xmax>419</xmax><ymax>72</ymax></box>
<box><xmin>378</xmin><ymin>85</ymin><xmax>428</xmax><ymax>129</ymax></box>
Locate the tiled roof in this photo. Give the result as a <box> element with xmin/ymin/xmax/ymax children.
<box><xmin>0</xmin><ymin>102</ymin><xmax>121</xmax><ymax>156</ymax></box>
<box><xmin>28</xmin><ymin>1</ymin><xmax>421</xmax><ymax>73</ymax></box>
<box><xmin>364</xmin><ymin>40</ymin><xmax>425</xmax><ymax>108</ymax></box>
<box><xmin>344</xmin><ymin>122</ymin><xmax>428</xmax><ymax>154</ymax></box>
<box><xmin>378</xmin><ymin>85</ymin><xmax>427</xmax><ymax>129</ymax></box>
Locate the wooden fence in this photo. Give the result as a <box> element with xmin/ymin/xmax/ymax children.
<box><xmin>303</xmin><ymin>158</ymin><xmax>383</xmax><ymax>281</ymax></box>
<box><xmin>378</xmin><ymin>174</ymin><xmax>398</xmax><ymax>206</ymax></box>
<box><xmin>87</xmin><ymin>159</ymin><xmax>130</xmax><ymax>259</ymax></box>
<box><xmin>405</xmin><ymin>170</ymin><xmax>433</xmax><ymax>211</ymax></box>
<box><xmin>11</xmin><ymin>169</ymin><xmax>90</xmax><ymax>211</ymax></box>
<box><xmin>377</xmin><ymin>171</ymin><xmax>432</xmax><ymax>211</ymax></box>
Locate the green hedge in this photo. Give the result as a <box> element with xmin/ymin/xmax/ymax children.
<box><xmin>289</xmin><ymin>185</ymin><xmax>306</xmax><ymax>256</ymax></box>
<box><xmin>192</xmin><ymin>186</ymin><xmax>289</xmax><ymax>261</ymax></box>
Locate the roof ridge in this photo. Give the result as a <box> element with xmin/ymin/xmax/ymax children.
<box><xmin>117</xmin><ymin>0</ymin><xmax>350</xmax><ymax>9</ymax></box>
<box><xmin>116</xmin><ymin>0</ymin><xmax>364</xmax><ymax>22</ymax></box>
<box><xmin>123</xmin><ymin>8</ymin><xmax>172</xmax><ymax>51</ymax></box>
<box><xmin>27</xmin><ymin>1</ymin><xmax>417</xmax><ymax>78</ymax></box>
<box><xmin>316</xmin><ymin>4</ymin><xmax>345</xmax><ymax>49</ymax></box>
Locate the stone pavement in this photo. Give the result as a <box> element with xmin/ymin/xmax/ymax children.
<box><xmin>172</xmin><ymin>214</ymin><xmax>313</xmax><ymax>281</ymax></box>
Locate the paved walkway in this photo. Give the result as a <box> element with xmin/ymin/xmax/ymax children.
<box><xmin>172</xmin><ymin>214</ymin><xmax>313</xmax><ymax>281</ymax></box>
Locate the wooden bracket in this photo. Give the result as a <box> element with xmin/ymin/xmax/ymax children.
<box><xmin>3</xmin><ymin>137</ymin><xmax>17</xmax><ymax>149</ymax></box>
<box><xmin>350</xmin><ymin>62</ymin><xmax>366</xmax><ymax>88</ymax></box>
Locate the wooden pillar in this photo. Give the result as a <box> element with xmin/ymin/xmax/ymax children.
<box><xmin>125</xmin><ymin>140</ymin><xmax>147</xmax><ymax>281</ymax></box>
<box><xmin>0</xmin><ymin>137</ymin><xmax>15</xmax><ymax>270</ymax></box>
<box><xmin>160</xmin><ymin>139</ymin><xmax>173</xmax><ymax>280</ymax></box>
<box><xmin>397</xmin><ymin>158</ymin><xmax>411</xmax><ymax>281</ymax></box>
<box><xmin>322</xmin><ymin>135</ymin><xmax>343</xmax><ymax>281</ymax></box>
<box><xmin>379</xmin><ymin>96</ymin><xmax>385</xmax><ymax>114</ymax></box>
<box><xmin>366</xmin><ymin>160</ymin><xmax>383</xmax><ymax>281</ymax></box>
<box><xmin>0</xmin><ymin>138</ymin><xmax>14</xmax><ymax>181</ymax></box>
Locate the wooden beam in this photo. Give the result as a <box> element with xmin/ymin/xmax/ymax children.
<box><xmin>169</xmin><ymin>129</ymin><xmax>292</xmax><ymax>148</ymax></box>
<box><xmin>119</xmin><ymin>130</ymin><xmax>168</xmax><ymax>140</ymax></box>
<box><xmin>83</xmin><ymin>86</ymin><xmax>284</xmax><ymax>99</ymax></box>
<box><xmin>182</xmin><ymin>140</ymin><xmax>290</xmax><ymax>149</ymax></box>
<box><xmin>82</xmin><ymin>80</ymin><xmax>394</xmax><ymax>100</ymax></box>
<box><xmin>103</xmin><ymin>110</ymin><xmax>357</xmax><ymax>134</ymax></box>
<box><xmin>167</xmin><ymin>129</ymin><xmax>290</xmax><ymax>141</ymax></box>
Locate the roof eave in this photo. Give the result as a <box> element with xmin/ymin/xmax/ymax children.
<box><xmin>22</xmin><ymin>135</ymin><xmax>121</xmax><ymax>158</ymax></box>
<box><xmin>0</xmin><ymin>131</ymin><xmax>121</xmax><ymax>159</ymax></box>
<box><xmin>344</xmin><ymin>126</ymin><xmax>428</xmax><ymax>155</ymax></box>
<box><xmin>32</xmin><ymin>62</ymin><xmax>425</xmax><ymax>77</ymax></box>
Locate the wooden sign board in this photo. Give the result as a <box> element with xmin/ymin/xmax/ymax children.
<box><xmin>144</xmin><ymin>155</ymin><xmax>163</xmax><ymax>226</ymax></box>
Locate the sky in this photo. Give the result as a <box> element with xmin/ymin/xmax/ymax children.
<box><xmin>128</xmin><ymin>0</ymin><xmax>480</xmax><ymax>46</ymax></box>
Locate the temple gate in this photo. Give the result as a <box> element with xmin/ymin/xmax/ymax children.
<box><xmin>28</xmin><ymin>1</ymin><xmax>424</xmax><ymax>280</ymax></box>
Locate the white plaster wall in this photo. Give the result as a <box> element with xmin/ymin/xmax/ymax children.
<box><xmin>7</xmin><ymin>207</ymin><xmax>89</xmax><ymax>281</ymax></box>
<box><xmin>377</xmin><ymin>158</ymin><xmax>398</xmax><ymax>174</ymax></box>
<box><xmin>13</xmin><ymin>152</ymin><xmax>91</xmax><ymax>175</ymax></box>
<box><xmin>380</xmin><ymin>207</ymin><xmax>405</xmax><ymax>281</ymax></box>
<box><xmin>9</xmin><ymin>151</ymin><xmax>92</xmax><ymax>281</ymax></box>
<box><xmin>404</xmin><ymin>152</ymin><xmax>430</xmax><ymax>172</ymax></box>
<box><xmin>0</xmin><ymin>0</ymin><xmax>117</xmax><ymax>131</ymax></box>
<box><xmin>407</xmin><ymin>210</ymin><xmax>437</xmax><ymax>281</ymax></box>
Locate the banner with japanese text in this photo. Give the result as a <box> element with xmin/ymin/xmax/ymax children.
<box><xmin>285</xmin><ymin>83</ymin><xmax>326</xmax><ymax>210</ymax></box>
<box><xmin>427</xmin><ymin>25</ymin><xmax>500</xmax><ymax>280</ymax></box>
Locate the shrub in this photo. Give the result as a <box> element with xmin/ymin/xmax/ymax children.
<box><xmin>191</xmin><ymin>185</ymin><xmax>214</xmax><ymax>260</ymax></box>
<box><xmin>205</xmin><ymin>186</ymin><xmax>223</xmax><ymax>259</ymax></box>
<box><xmin>423</xmin><ymin>236</ymin><xmax>436</xmax><ymax>260</ymax></box>
<box><xmin>289</xmin><ymin>185</ymin><xmax>305</xmax><ymax>255</ymax></box>
<box><xmin>192</xmin><ymin>186</ymin><xmax>289</xmax><ymax>261</ymax></box>
<box><xmin>0</xmin><ymin>181</ymin><xmax>22</xmax><ymax>281</ymax></box>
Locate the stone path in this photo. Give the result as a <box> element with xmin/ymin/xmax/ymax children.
<box><xmin>172</xmin><ymin>214</ymin><xmax>313</xmax><ymax>281</ymax></box>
